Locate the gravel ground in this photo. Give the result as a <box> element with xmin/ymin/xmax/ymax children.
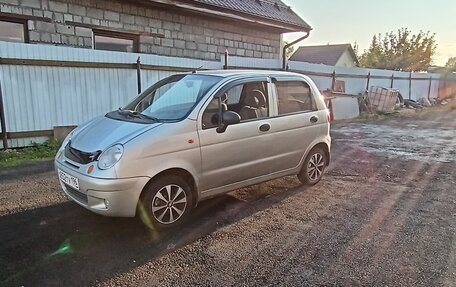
<box><xmin>1</xmin><ymin>107</ymin><xmax>455</xmax><ymax>287</ymax></box>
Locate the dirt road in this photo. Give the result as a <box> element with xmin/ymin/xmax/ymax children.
<box><xmin>1</xmin><ymin>107</ymin><xmax>455</xmax><ymax>286</ymax></box>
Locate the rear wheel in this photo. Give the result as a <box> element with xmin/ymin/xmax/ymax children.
<box><xmin>298</xmin><ymin>147</ymin><xmax>327</xmax><ymax>185</ymax></box>
<box><xmin>139</xmin><ymin>175</ymin><xmax>193</xmax><ymax>230</ymax></box>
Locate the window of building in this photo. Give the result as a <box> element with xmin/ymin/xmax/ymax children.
<box><xmin>93</xmin><ymin>30</ymin><xmax>138</xmax><ymax>53</ymax></box>
<box><xmin>276</xmin><ymin>81</ymin><xmax>315</xmax><ymax>115</ymax></box>
<box><xmin>0</xmin><ymin>18</ymin><xmax>27</xmax><ymax>43</ymax></box>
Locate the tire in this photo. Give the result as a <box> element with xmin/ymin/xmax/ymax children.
<box><xmin>138</xmin><ymin>175</ymin><xmax>193</xmax><ymax>230</ymax></box>
<box><xmin>298</xmin><ymin>147</ymin><xmax>327</xmax><ymax>185</ymax></box>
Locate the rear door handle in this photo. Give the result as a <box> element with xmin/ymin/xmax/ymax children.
<box><xmin>259</xmin><ymin>123</ymin><xmax>270</xmax><ymax>132</ymax></box>
<box><xmin>310</xmin><ymin>116</ymin><xmax>319</xmax><ymax>123</ymax></box>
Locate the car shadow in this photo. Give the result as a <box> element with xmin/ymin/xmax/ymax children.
<box><xmin>0</xmin><ymin>177</ymin><xmax>304</xmax><ymax>287</ymax></box>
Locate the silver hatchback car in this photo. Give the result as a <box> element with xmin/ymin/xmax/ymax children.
<box><xmin>55</xmin><ymin>70</ymin><xmax>331</xmax><ymax>229</ymax></box>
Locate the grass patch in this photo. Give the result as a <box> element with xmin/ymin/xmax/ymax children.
<box><xmin>0</xmin><ymin>140</ymin><xmax>61</xmax><ymax>169</ymax></box>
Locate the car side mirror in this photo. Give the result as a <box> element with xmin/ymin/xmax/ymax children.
<box><xmin>216</xmin><ymin>110</ymin><xmax>241</xmax><ymax>133</ymax></box>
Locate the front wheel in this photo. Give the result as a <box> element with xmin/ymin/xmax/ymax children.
<box><xmin>139</xmin><ymin>175</ymin><xmax>193</xmax><ymax>230</ymax></box>
<box><xmin>298</xmin><ymin>148</ymin><xmax>327</xmax><ymax>185</ymax></box>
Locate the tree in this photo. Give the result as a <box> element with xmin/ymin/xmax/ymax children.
<box><xmin>353</xmin><ymin>41</ymin><xmax>360</xmax><ymax>58</ymax></box>
<box><xmin>283</xmin><ymin>41</ymin><xmax>295</xmax><ymax>59</ymax></box>
<box><xmin>352</xmin><ymin>41</ymin><xmax>361</xmax><ymax>67</ymax></box>
<box><xmin>359</xmin><ymin>28</ymin><xmax>437</xmax><ymax>72</ymax></box>
<box><xmin>446</xmin><ymin>57</ymin><xmax>456</xmax><ymax>71</ymax></box>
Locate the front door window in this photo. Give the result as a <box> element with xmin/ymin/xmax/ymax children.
<box><xmin>202</xmin><ymin>81</ymin><xmax>269</xmax><ymax>129</ymax></box>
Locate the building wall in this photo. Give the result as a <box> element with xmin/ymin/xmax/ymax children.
<box><xmin>0</xmin><ymin>0</ymin><xmax>282</xmax><ymax>60</ymax></box>
<box><xmin>335</xmin><ymin>49</ymin><xmax>357</xmax><ymax>67</ymax></box>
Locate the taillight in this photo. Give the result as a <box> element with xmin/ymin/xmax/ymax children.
<box><xmin>327</xmin><ymin>110</ymin><xmax>332</xmax><ymax>123</ymax></box>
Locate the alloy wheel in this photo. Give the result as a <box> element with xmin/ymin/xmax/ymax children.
<box><xmin>307</xmin><ymin>153</ymin><xmax>325</xmax><ymax>181</ymax></box>
<box><xmin>151</xmin><ymin>184</ymin><xmax>187</xmax><ymax>225</ymax></box>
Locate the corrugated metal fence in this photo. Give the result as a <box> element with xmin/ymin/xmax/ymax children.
<box><xmin>228</xmin><ymin>55</ymin><xmax>443</xmax><ymax>100</ymax></box>
<box><xmin>0</xmin><ymin>42</ymin><xmax>452</xmax><ymax>148</ymax></box>
<box><xmin>0</xmin><ymin>42</ymin><xmax>221</xmax><ymax>148</ymax></box>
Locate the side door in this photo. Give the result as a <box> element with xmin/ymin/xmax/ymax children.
<box><xmin>267</xmin><ymin>77</ymin><xmax>326</xmax><ymax>172</ymax></box>
<box><xmin>197</xmin><ymin>78</ymin><xmax>275</xmax><ymax>192</ymax></box>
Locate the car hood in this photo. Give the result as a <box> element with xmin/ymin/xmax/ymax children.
<box><xmin>70</xmin><ymin>116</ymin><xmax>161</xmax><ymax>152</ymax></box>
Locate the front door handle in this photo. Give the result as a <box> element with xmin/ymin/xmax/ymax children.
<box><xmin>310</xmin><ymin>116</ymin><xmax>319</xmax><ymax>123</ymax></box>
<box><xmin>259</xmin><ymin>123</ymin><xmax>271</xmax><ymax>132</ymax></box>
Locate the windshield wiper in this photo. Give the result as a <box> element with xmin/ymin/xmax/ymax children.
<box><xmin>118</xmin><ymin>108</ymin><xmax>140</xmax><ymax>118</ymax></box>
<box><xmin>117</xmin><ymin>108</ymin><xmax>160</xmax><ymax>122</ymax></box>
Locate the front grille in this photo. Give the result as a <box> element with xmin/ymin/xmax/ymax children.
<box><xmin>64</xmin><ymin>142</ymin><xmax>101</xmax><ymax>164</ymax></box>
<box><xmin>65</xmin><ymin>184</ymin><xmax>88</xmax><ymax>204</ymax></box>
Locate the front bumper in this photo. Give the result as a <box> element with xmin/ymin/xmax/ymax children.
<box><xmin>55</xmin><ymin>161</ymin><xmax>150</xmax><ymax>217</ymax></box>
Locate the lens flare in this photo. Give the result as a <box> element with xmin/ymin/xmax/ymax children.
<box><xmin>137</xmin><ymin>201</ymin><xmax>160</xmax><ymax>240</ymax></box>
<box><xmin>48</xmin><ymin>240</ymin><xmax>73</xmax><ymax>258</ymax></box>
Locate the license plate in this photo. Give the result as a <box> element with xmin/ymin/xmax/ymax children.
<box><xmin>58</xmin><ymin>169</ymin><xmax>79</xmax><ymax>191</ymax></box>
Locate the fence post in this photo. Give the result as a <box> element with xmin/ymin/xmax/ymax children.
<box><xmin>390</xmin><ymin>73</ymin><xmax>394</xmax><ymax>88</ymax></box>
<box><xmin>0</xmin><ymin>79</ymin><xmax>8</xmax><ymax>150</ymax></box>
<box><xmin>223</xmin><ymin>49</ymin><xmax>228</xmax><ymax>70</ymax></box>
<box><xmin>136</xmin><ymin>56</ymin><xmax>141</xmax><ymax>94</ymax></box>
<box><xmin>408</xmin><ymin>72</ymin><xmax>412</xmax><ymax>100</ymax></box>
<box><xmin>366</xmin><ymin>72</ymin><xmax>371</xmax><ymax>91</ymax></box>
<box><xmin>428</xmin><ymin>76</ymin><xmax>433</xmax><ymax>100</ymax></box>
<box><xmin>331</xmin><ymin>70</ymin><xmax>336</xmax><ymax>91</ymax></box>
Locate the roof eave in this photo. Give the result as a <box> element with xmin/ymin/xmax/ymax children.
<box><xmin>139</xmin><ymin>0</ymin><xmax>311</xmax><ymax>32</ymax></box>
<box><xmin>176</xmin><ymin>1</ymin><xmax>311</xmax><ymax>32</ymax></box>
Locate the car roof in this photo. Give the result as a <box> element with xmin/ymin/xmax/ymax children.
<box><xmin>192</xmin><ymin>70</ymin><xmax>304</xmax><ymax>79</ymax></box>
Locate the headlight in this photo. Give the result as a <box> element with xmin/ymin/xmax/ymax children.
<box><xmin>97</xmin><ymin>144</ymin><xmax>124</xmax><ymax>170</ymax></box>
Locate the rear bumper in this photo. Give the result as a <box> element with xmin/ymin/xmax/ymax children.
<box><xmin>55</xmin><ymin>161</ymin><xmax>150</xmax><ymax>217</ymax></box>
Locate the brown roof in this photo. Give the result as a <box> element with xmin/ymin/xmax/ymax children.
<box><xmin>146</xmin><ymin>0</ymin><xmax>312</xmax><ymax>32</ymax></box>
<box><xmin>180</xmin><ymin>0</ymin><xmax>311</xmax><ymax>31</ymax></box>
<box><xmin>289</xmin><ymin>44</ymin><xmax>359</xmax><ymax>65</ymax></box>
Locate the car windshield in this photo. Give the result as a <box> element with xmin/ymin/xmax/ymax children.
<box><xmin>122</xmin><ymin>74</ymin><xmax>221</xmax><ymax>121</ymax></box>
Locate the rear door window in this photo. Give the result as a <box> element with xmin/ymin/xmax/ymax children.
<box><xmin>275</xmin><ymin>81</ymin><xmax>316</xmax><ymax>115</ymax></box>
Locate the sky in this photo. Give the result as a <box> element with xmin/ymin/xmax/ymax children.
<box><xmin>282</xmin><ymin>0</ymin><xmax>456</xmax><ymax>66</ymax></box>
